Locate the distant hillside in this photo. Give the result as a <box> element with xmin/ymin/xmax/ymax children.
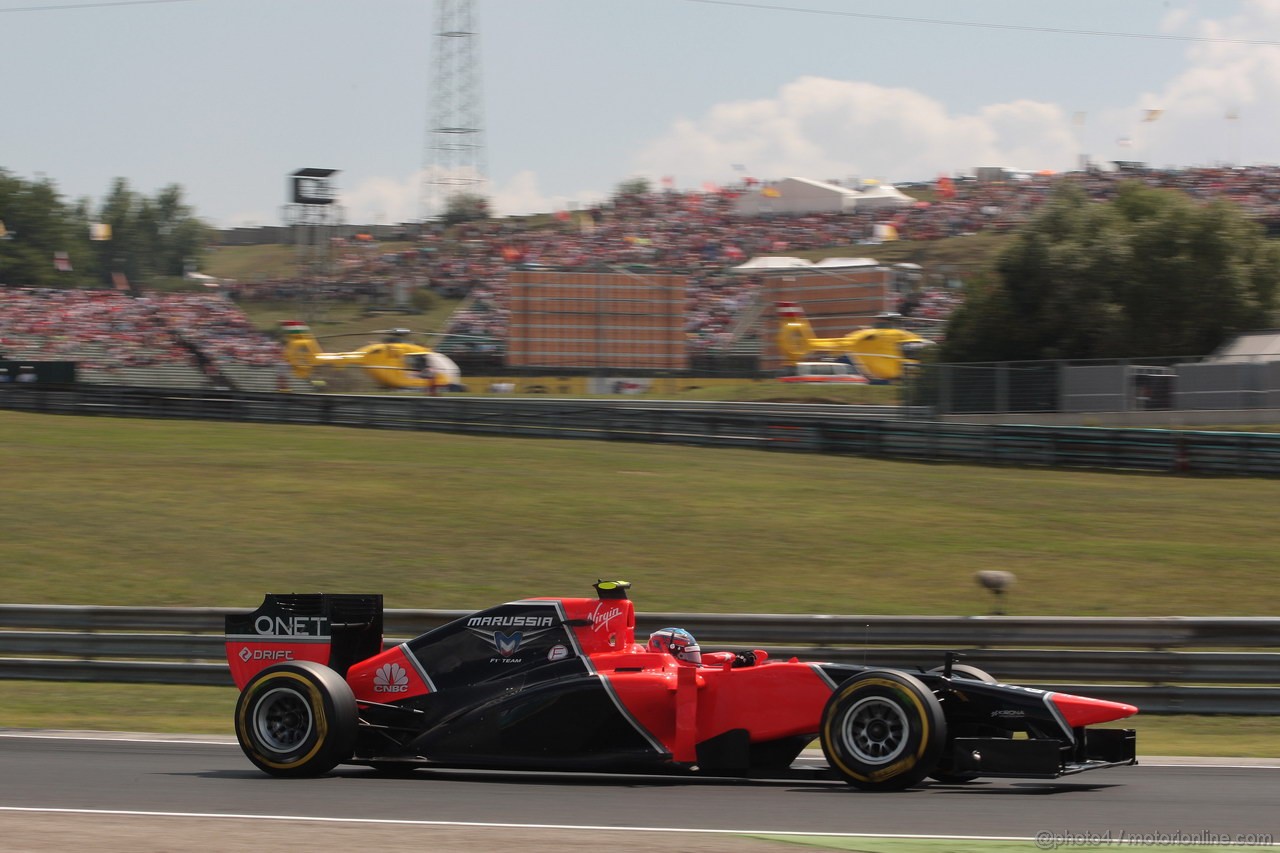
<box><xmin>202</xmin><ymin>241</ymin><xmax>415</xmax><ymax>281</ymax></box>
<box><xmin>790</xmin><ymin>231</ymin><xmax>1011</xmax><ymax>281</ymax></box>
<box><xmin>202</xmin><ymin>232</ymin><xmax>1010</xmax><ymax>285</ymax></box>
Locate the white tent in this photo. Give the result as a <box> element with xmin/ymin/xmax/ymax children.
<box><xmin>814</xmin><ymin>257</ymin><xmax>879</xmax><ymax>268</ymax></box>
<box><xmin>184</xmin><ymin>272</ymin><xmax>223</xmax><ymax>288</ymax></box>
<box><xmin>852</xmin><ymin>184</ymin><xmax>916</xmax><ymax>209</ymax></box>
<box><xmin>732</xmin><ymin>177</ymin><xmax>861</xmax><ymax>217</ymax></box>
<box><xmin>729</xmin><ymin>256</ymin><xmax>815</xmax><ymax>273</ymax></box>
<box><xmin>1209</xmin><ymin>330</ymin><xmax>1280</xmax><ymax>364</ymax></box>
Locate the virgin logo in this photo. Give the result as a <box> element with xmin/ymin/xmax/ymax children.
<box><xmin>591</xmin><ymin>603</ymin><xmax>623</xmax><ymax>632</ymax></box>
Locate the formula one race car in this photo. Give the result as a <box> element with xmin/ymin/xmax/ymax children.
<box><xmin>224</xmin><ymin>582</ymin><xmax>1138</xmax><ymax>790</ymax></box>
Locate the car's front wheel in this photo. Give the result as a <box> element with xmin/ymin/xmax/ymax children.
<box><xmin>820</xmin><ymin>670</ymin><xmax>946</xmax><ymax>791</ymax></box>
<box><xmin>927</xmin><ymin>663</ymin><xmax>997</xmax><ymax>684</ymax></box>
<box><xmin>234</xmin><ymin>661</ymin><xmax>358</xmax><ymax>778</ymax></box>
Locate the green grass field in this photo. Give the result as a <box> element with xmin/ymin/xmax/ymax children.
<box><xmin>3</xmin><ymin>410</ymin><xmax>1279</xmax><ymax>614</ymax></box>
<box><xmin>234</xmin><ymin>295</ymin><xmax>460</xmax><ymax>341</ymax></box>
<box><xmin>2</xmin><ymin>410</ymin><xmax>1278</xmax><ymax>753</ymax></box>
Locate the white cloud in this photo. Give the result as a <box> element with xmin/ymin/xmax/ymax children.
<box><xmin>631</xmin><ymin>76</ymin><xmax>1078</xmax><ymax>186</ymax></box>
<box><xmin>630</xmin><ymin>8</ymin><xmax>1280</xmax><ymax>186</ymax></box>
<box><xmin>222</xmin><ymin>209</ymin><xmax>278</xmax><ymax>229</ymax></box>
<box><xmin>1160</xmin><ymin>6</ymin><xmax>1194</xmax><ymax>34</ymax></box>
<box><xmin>340</xmin><ymin>175</ymin><xmax>422</xmax><ymax>226</ymax></box>
<box><xmin>1110</xmin><ymin>2</ymin><xmax>1280</xmax><ymax>165</ymax></box>
<box><xmin>489</xmin><ymin>169</ymin><xmax>607</xmax><ymax>217</ymax></box>
<box><xmin>332</xmin><ymin>72</ymin><xmax>1092</xmax><ymax>224</ymax></box>
<box><xmin>222</xmin><ymin>6</ymin><xmax>1280</xmax><ymax>230</ymax></box>
<box><xmin>262</xmin><ymin>168</ymin><xmax>612</xmax><ymax>226</ymax></box>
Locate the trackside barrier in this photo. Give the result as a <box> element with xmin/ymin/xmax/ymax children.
<box><xmin>1</xmin><ymin>606</ymin><xmax>1277</xmax><ymax>714</ymax></box>
<box><xmin>4</xmin><ymin>385</ymin><xmax>1280</xmax><ymax>476</ymax></box>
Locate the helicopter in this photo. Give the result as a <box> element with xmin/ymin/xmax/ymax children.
<box><xmin>280</xmin><ymin>321</ymin><xmax>464</xmax><ymax>392</ymax></box>
<box><xmin>776</xmin><ymin>301</ymin><xmax>932</xmax><ymax>383</ymax></box>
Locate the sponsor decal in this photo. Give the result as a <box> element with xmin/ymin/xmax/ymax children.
<box><xmin>466</xmin><ymin>615</ymin><xmax>554</xmax><ymax>628</ymax></box>
<box><xmin>467</xmin><ymin>612</ymin><xmax>557</xmax><ymax>664</ymax></box>
<box><xmin>991</xmin><ymin>709</ymin><xmax>1025</xmax><ymax>718</ymax></box>
<box><xmin>1000</xmin><ymin>683</ymin><xmax>1048</xmax><ymax>697</ymax></box>
<box><xmin>590</xmin><ymin>602</ymin><xmax>623</xmax><ymax>633</ymax></box>
<box><xmin>494</xmin><ymin>631</ymin><xmax>521</xmax><ymax>658</ymax></box>
<box><xmin>237</xmin><ymin>646</ymin><xmax>294</xmax><ymax>662</ymax></box>
<box><xmin>374</xmin><ymin>662</ymin><xmax>409</xmax><ymax>694</ymax></box>
<box><xmin>866</xmin><ymin>756</ymin><xmax>917</xmax><ymax>782</ymax></box>
<box><xmin>547</xmin><ymin>644</ymin><xmax>569</xmax><ymax>662</ymax></box>
<box><xmin>253</xmin><ymin>615</ymin><xmax>327</xmax><ymax>637</ymax></box>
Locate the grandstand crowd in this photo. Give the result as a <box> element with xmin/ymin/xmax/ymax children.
<box><xmin>4</xmin><ymin>163</ymin><xmax>1278</xmax><ymax>380</ymax></box>
<box><xmin>0</xmin><ymin>288</ymin><xmax>280</xmax><ymax>375</ymax></box>
<box><xmin>222</xmin><ymin>164</ymin><xmax>1280</xmax><ymax>355</ymax></box>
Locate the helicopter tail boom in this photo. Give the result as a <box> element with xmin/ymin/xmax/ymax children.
<box><xmin>280</xmin><ymin>321</ymin><xmax>326</xmax><ymax>379</ymax></box>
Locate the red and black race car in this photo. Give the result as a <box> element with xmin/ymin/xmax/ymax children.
<box><xmin>224</xmin><ymin>582</ymin><xmax>1138</xmax><ymax>790</ymax></box>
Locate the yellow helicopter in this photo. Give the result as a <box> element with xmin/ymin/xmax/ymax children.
<box><xmin>280</xmin><ymin>321</ymin><xmax>464</xmax><ymax>391</ymax></box>
<box><xmin>775</xmin><ymin>301</ymin><xmax>931</xmax><ymax>383</ymax></box>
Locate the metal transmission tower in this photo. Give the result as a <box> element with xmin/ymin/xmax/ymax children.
<box><xmin>421</xmin><ymin>0</ymin><xmax>487</xmax><ymax>222</ymax></box>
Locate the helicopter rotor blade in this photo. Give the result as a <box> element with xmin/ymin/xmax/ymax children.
<box><xmin>313</xmin><ymin>328</ymin><xmax>416</xmax><ymax>341</ymax></box>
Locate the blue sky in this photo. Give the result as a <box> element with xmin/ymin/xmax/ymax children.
<box><xmin>3</xmin><ymin>0</ymin><xmax>1278</xmax><ymax>228</ymax></box>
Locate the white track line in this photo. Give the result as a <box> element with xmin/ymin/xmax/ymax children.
<box><xmin>0</xmin><ymin>731</ymin><xmax>235</xmax><ymax>746</ymax></box>
<box><xmin>0</xmin><ymin>807</ymin><xmax>1093</xmax><ymax>842</ymax></box>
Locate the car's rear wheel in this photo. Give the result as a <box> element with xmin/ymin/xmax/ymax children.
<box><xmin>234</xmin><ymin>661</ymin><xmax>358</xmax><ymax>778</ymax></box>
<box><xmin>820</xmin><ymin>670</ymin><xmax>946</xmax><ymax>791</ymax></box>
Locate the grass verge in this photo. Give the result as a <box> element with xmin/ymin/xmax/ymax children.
<box><xmin>3</xmin><ymin>410</ymin><xmax>1280</xmax><ymax>614</ymax></box>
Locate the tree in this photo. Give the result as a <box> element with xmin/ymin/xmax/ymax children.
<box><xmin>613</xmin><ymin>177</ymin><xmax>651</xmax><ymax>199</ymax></box>
<box><xmin>145</xmin><ymin>184</ymin><xmax>208</xmax><ymax>277</ymax></box>
<box><xmin>93</xmin><ymin>178</ymin><xmax>143</xmax><ymax>286</ymax></box>
<box><xmin>0</xmin><ymin>169</ymin><xmax>93</xmax><ymax>288</ymax></box>
<box><xmin>1</xmin><ymin>169</ymin><xmax>208</xmax><ymax>289</ymax></box>
<box><xmin>441</xmin><ymin>192</ymin><xmax>490</xmax><ymax>226</ymax></box>
<box><xmin>87</xmin><ymin>179</ymin><xmax>209</xmax><ymax>287</ymax></box>
<box><xmin>939</xmin><ymin>182</ymin><xmax>1280</xmax><ymax>363</ymax></box>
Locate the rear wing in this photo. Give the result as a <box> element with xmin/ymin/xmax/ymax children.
<box><xmin>225</xmin><ymin>593</ymin><xmax>384</xmax><ymax>689</ymax></box>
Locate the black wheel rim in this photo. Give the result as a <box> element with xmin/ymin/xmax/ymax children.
<box><xmin>252</xmin><ymin>686</ymin><xmax>314</xmax><ymax>754</ymax></box>
<box><xmin>841</xmin><ymin>695</ymin><xmax>909</xmax><ymax>764</ymax></box>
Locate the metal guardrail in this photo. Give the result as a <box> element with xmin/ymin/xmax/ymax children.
<box><xmin>3</xmin><ymin>605</ymin><xmax>1278</xmax><ymax>646</ymax></box>
<box><xmin>1</xmin><ymin>606</ymin><xmax>1276</xmax><ymax>714</ymax></box>
<box><xmin>4</xmin><ymin>385</ymin><xmax>1280</xmax><ymax>475</ymax></box>
<box><xmin>2</xmin><ymin>633</ymin><xmax>1275</xmax><ymax>685</ymax></box>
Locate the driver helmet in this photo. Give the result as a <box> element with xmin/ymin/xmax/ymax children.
<box><xmin>647</xmin><ymin>627</ymin><xmax>701</xmax><ymax>665</ymax></box>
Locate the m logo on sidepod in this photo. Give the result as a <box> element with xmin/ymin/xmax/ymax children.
<box><xmin>495</xmin><ymin>631</ymin><xmax>522</xmax><ymax>657</ymax></box>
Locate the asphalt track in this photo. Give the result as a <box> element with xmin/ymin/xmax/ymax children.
<box><xmin>0</xmin><ymin>733</ymin><xmax>1277</xmax><ymax>851</ymax></box>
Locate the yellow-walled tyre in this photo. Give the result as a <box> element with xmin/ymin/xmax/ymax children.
<box><xmin>234</xmin><ymin>661</ymin><xmax>358</xmax><ymax>778</ymax></box>
<box><xmin>820</xmin><ymin>670</ymin><xmax>946</xmax><ymax>791</ymax></box>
